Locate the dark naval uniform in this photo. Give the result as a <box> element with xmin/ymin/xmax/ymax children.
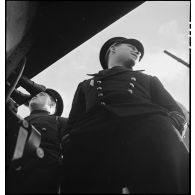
<box><xmin>8</xmin><ymin>110</ymin><xmax>68</xmax><ymax>194</ymax></box>
<box><xmin>61</xmin><ymin>66</ymin><xmax>189</xmax><ymax>194</ymax></box>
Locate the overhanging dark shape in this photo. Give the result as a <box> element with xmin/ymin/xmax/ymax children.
<box><xmin>23</xmin><ymin>1</ymin><xmax>145</xmax><ymax>78</ymax></box>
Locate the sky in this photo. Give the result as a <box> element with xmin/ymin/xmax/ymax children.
<box><xmin>18</xmin><ymin>1</ymin><xmax>190</xmax><ymax>118</ymax></box>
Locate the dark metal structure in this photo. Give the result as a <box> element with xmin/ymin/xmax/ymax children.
<box><xmin>7</xmin><ymin>1</ymin><xmax>145</xmax><ymax>80</ymax></box>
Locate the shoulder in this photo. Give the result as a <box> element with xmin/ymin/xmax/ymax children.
<box><xmin>135</xmin><ymin>70</ymin><xmax>153</xmax><ymax>78</ymax></box>
<box><xmin>56</xmin><ymin>116</ymin><xmax>68</xmax><ymax>122</ymax></box>
<box><xmin>55</xmin><ymin>116</ymin><xmax>68</xmax><ymax>132</ymax></box>
<box><xmin>131</xmin><ymin>71</ymin><xmax>154</xmax><ymax>83</ymax></box>
<box><xmin>55</xmin><ymin>116</ymin><xmax>68</xmax><ymax>125</ymax></box>
<box><xmin>78</xmin><ymin>78</ymin><xmax>95</xmax><ymax>89</ymax></box>
<box><xmin>149</xmin><ymin>75</ymin><xmax>162</xmax><ymax>84</ymax></box>
<box><xmin>76</xmin><ymin>79</ymin><xmax>88</xmax><ymax>88</ymax></box>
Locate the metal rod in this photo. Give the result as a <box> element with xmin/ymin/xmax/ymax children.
<box><xmin>164</xmin><ymin>50</ymin><xmax>189</xmax><ymax>68</ymax></box>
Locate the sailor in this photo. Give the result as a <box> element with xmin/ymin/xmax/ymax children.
<box><xmin>61</xmin><ymin>37</ymin><xmax>189</xmax><ymax>194</ymax></box>
<box><xmin>7</xmin><ymin>88</ymin><xmax>68</xmax><ymax>193</ymax></box>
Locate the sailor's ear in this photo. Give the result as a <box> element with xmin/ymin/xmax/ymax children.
<box><xmin>109</xmin><ymin>45</ymin><xmax>116</xmax><ymax>53</ymax></box>
<box><xmin>50</xmin><ymin>101</ymin><xmax>56</xmax><ymax>108</ymax></box>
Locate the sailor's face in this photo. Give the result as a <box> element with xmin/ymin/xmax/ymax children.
<box><xmin>113</xmin><ymin>43</ymin><xmax>141</xmax><ymax>64</ymax></box>
<box><xmin>29</xmin><ymin>92</ymin><xmax>51</xmax><ymax>107</ymax></box>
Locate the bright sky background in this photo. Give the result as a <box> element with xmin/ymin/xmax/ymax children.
<box><xmin>18</xmin><ymin>1</ymin><xmax>190</xmax><ymax>119</ymax></box>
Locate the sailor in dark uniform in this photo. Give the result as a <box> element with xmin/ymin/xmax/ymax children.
<box><xmin>61</xmin><ymin>37</ymin><xmax>189</xmax><ymax>194</ymax></box>
<box><xmin>7</xmin><ymin>88</ymin><xmax>68</xmax><ymax>194</ymax></box>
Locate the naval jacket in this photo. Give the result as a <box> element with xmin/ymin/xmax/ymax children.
<box><xmin>25</xmin><ymin>110</ymin><xmax>68</xmax><ymax>164</ymax></box>
<box><xmin>67</xmin><ymin>66</ymin><xmax>185</xmax><ymax>131</ymax></box>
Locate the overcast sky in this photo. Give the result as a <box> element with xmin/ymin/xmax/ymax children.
<box><xmin>18</xmin><ymin>1</ymin><xmax>190</xmax><ymax>118</ymax></box>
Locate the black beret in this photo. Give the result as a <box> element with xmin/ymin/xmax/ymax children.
<box><xmin>99</xmin><ymin>37</ymin><xmax>144</xmax><ymax>69</ymax></box>
<box><xmin>45</xmin><ymin>88</ymin><xmax>64</xmax><ymax>116</ymax></box>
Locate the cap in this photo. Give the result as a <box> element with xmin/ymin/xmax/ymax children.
<box><xmin>99</xmin><ymin>37</ymin><xmax>144</xmax><ymax>69</ymax></box>
<box><xmin>45</xmin><ymin>88</ymin><xmax>64</xmax><ymax>116</ymax></box>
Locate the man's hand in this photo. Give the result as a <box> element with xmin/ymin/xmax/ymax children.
<box><xmin>168</xmin><ymin>111</ymin><xmax>188</xmax><ymax>138</ymax></box>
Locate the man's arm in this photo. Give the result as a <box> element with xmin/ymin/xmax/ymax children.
<box><xmin>60</xmin><ymin>82</ymin><xmax>86</xmax><ymax>151</ymax></box>
<box><xmin>150</xmin><ymin>76</ymin><xmax>184</xmax><ymax>114</ymax></box>
<box><xmin>66</xmin><ymin>82</ymin><xmax>86</xmax><ymax>130</ymax></box>
<box><xmin>150</xmin><ymin>76</ymin><xmax>187</xmax><ymax>136</ymax></box>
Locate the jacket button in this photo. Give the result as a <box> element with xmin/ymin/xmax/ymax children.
<box><xmin>129</xmin><ymin>83</ymin><xmax>134</xmax><ymax>88</ymax></box>
<box><xmin>100</xmin><ymin>102</ymin><xmax>106</xmax><ymax>106</ymax></box>
<box><xmin>15</xmin><ymin>166</ymin><xmax>22</xmax><ymax>171</ymax></box>
<box><xmin>22</xmin><ymin>120</ymin><xmax>29</xmax><ymax>128</ymax></box>
<box><xmin>97</xmin><ymin>87</ymin><xmax>102</xmax><ymax>90</ymax></box>
<box><xmin>97</xmin><ymin>80</ymin><xmax>102</xmax><ymax>84</ymax></box>
<box><xmin>122</xmin><ymin>187</ymin><xmax>130</xmax><ymax>194</ymax></box>
<box><xmin>131</xmin><ymin>77</ymin><xmax>136</xmax><ymax>81</ymax></box>
<box><xmin>98</xmin><ymin>93</ymin><xmax>103</xmax><ymax>97</ymax></box>
<box><xmin>36</xmin><ymin>147</ymin><xmax>44</xmax><ymax>158</ymax></box>
<box><xmin>128</xmin><ymin>89</ymin><xmax>133</xmax><ymax>94</ymax></box>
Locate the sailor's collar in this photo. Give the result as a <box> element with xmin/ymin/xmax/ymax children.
<box><xmin>87</xmin><ymin>66</ymin><xmax>145</xmax><ymax>77</ymax></box>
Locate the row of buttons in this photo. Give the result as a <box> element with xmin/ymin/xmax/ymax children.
<box><xmin>96</xmin><ymin>80</ymin><xmax>106</xmax><ymax>105</ymax></box>
<box><xmin>128</xmin><ymin>77</ymin><xmax>136</xmax><ymax>94</ymax></box>
<box><xmin>95</xmin><ymin>77</ymin><xmax>137</xmax><ymax>105</ymax></box>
